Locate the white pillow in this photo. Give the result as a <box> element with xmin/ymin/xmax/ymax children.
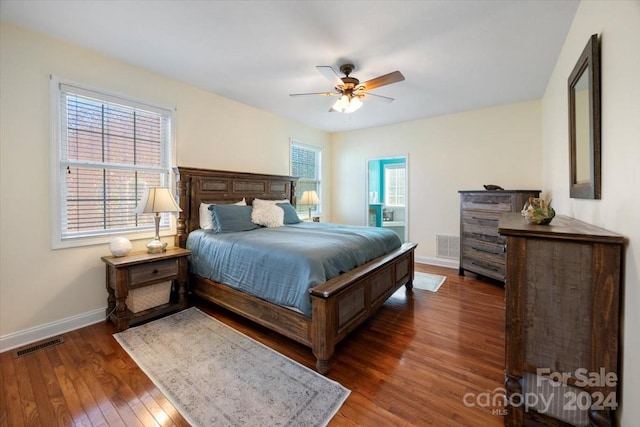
<box><xmin>251</xmin><ymin>203</ymin><xmax>284</xmax><ymax>228</ymax></box>
<box><xmin>199</xmin><ymin>198</ymin><xmax>246</xmax><ymax>229</ymax></box>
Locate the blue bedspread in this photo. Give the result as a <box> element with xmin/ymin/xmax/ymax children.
<box><xmin>186</xmin><ymin>222</ymin><xmax>402</xmax><ymax>317</ymax></box>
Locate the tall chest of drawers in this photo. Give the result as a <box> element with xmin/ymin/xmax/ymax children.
<box><xmin>458</xmin><ymin>190</ymin><xmax>539</xmax><ymax>282</ymax></box>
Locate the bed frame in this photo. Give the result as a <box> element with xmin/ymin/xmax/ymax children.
<box><xmin>174</xmin><ymin>166</ymin><xmax>417</xmax><ymax>373</ymax></box>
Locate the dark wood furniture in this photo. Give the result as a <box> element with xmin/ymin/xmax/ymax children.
<box><xmin>102</xmin><ymin>247</ymin><xmax>191</xmax><ymax>332</ymax></box>
<box><xmin>499</xmin><ymin>213</ymin><xmax>623</xmax><ymax>426</ymax></box>
<box><xmin>459</xmin><ymin>190</ymin><xmax>540</xmax><ymax>282</ymax></box>
<box><xmin>174</xmin><ymin>166</ymin><xmax>417</xmax><ymax>374</ymax></box>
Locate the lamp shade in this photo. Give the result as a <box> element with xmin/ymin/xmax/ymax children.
<box><xmin>344</xmin><ymin>96</ymin><xmax>363</xmax><ymax>113</ymax></box>
<box><xmin>135</xmin><ymin>187</ymin><xmax>182</xmax><ymax>214</ymax></box>
<box><xmin>300</xmin><ymin>190</ymin><xmax>319</xmax><ymax>205</ymax></box>
<box><xmin>135</xmin><ymin>187</ymin><xmax>181</xmax><ymax>254</ymax></box>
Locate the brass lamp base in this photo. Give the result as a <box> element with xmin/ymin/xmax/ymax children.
<box><xmin>146</xmin><ymin>213</ymin><xmax>167</xmax><ymax>253</ymax></box>
<box><xmin>146</xmin><ymin>238</ymin><xmax>167</xmax><ymax>254</ymax></box>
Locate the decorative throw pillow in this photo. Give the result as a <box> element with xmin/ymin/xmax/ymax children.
<box><xmin>251</xmin><ymin>203</ymin><xmax>284</xmax><ymax>228</ymax></box>
<box><xmin>252</xmin><ymin>198</ymin><xmax>290</xmax><ymax>208</ymax></box>
<box><xmin>210</xmin><ymin>204</ymin><xmax>260</xmax><ymax>233</ymax></box>
<box><xmin>199</xmin><ymin>199</ymin><xmax>246</xmax><ymax>229</ymax></box>
<box><xmin>277</xmin><ymin>202</ymin><xmax>302</xmax><ymax>224</ymax></box>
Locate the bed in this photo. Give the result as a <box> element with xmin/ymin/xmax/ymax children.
<box><xmin>174</xmin><ymin>166</ymin><xmax>417</xmax><ymax>373</ymax></box>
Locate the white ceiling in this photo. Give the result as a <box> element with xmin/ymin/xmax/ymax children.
<box><xmin>0</xmin><ymin>0</ymin><xmax>579</xmax><ymax>133</ymax></box>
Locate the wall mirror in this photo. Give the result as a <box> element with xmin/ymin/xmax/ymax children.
<box><xmin>568</xmin><ymin>33</ymin><xmax>600</xmax><ymax>199</ymax></box>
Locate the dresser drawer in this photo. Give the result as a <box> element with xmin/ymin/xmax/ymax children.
<box><xmin>462</xmin><ymin>238</ymin><xmax>507</xmax><ymax>258</ymax></box>
<box><xmin>461</xmin><ymin>210</ymin><xmax>504</xmax><ymax>243</ymax></box>
<box><xmin>462</xmin><ymin>237</ymin><xmax>506</xmax><ymax>280</ymax></box>
<box><xmin>461</xmin><ymin>258</ymin><xmax>505</xmax><ymax>281</ymax></box>
<box><xmin>461</xmin><ymin>193</ymin><xmax>513</xmax><ymax>211</ymax></box>
<box><xmin>462</xmin><ymin>238</ymin><xmax>506</xmax><ymax>265</ymax></box>
<box><xmin>129</xmin><ymin>259</ymin><xmax>178</xmax><ymax>286</ymax></box>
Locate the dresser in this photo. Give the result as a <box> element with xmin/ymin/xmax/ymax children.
<box><xmin>499</xmin><ymin>213</ymin><xmax>623</xmax><ymax>426</ymax></box>
<box><xmin>458</xmin><ymin>190</ymin><xmax>539</xmax><ymax>282</ymax></box>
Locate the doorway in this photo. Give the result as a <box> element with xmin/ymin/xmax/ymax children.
<box><xmin>366</xmin><ymin>156</ymin><xmax>407</xmax><ymax>243</ymax></box>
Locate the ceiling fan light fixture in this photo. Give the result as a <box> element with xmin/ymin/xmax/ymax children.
<box><xmin>338</xmin><ymin>94</ymin><xmax>350</xmax><ymax>109</ymax></box>
<box><xmin>331</xmin><ymin>94</ymin><xmax>363</xmax><ymax>113</ymax></box>
<box><xmin>292</xmin><ymin>64</ymin><xmax>404</xmax><ymax>114</ymax></box>
<box><xmin>344</xmin><ymin>96</ymin><xmax>363</xmax><ymax>113</ymax></box>
<box><xmin>331</xmin><ymin>99</ymin><xmax>345</xmax><ymax>112</ymax></box>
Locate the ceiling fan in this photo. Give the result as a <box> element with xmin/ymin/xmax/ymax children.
<box><xmin>290</xmin><ymin>64</ymin><xmax>405</xmax><ymax>113</ymax></box>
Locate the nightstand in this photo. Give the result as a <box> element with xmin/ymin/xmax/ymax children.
<box><xmin>102</xmin><ymin>247</ymin><xmax>191</xmax><ymax>331</ymax></box>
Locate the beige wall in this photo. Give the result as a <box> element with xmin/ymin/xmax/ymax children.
<box><xmin>542</xmin><ymin>1</ymin><xmax>640</xmax><ymax>425</ymax></box>
<box><xmin>0</xmin><ymin>24</ymin><xmax>330</xmax><ymax>341</ymax></box>
<box><xmin>331</xmin><ymin>100</ymin><xmax>543</xmax><ymax>263</ymax></box>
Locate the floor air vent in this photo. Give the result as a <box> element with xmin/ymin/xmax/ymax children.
<box><xmin>436</xmin><ymin>234</ymin><xmax>460</xmax><ymax>259</ymax></box>
<box><xmin>13</xmin><ymin>336</ymin><xmax>65</xmax><ymax>358</ymax></box>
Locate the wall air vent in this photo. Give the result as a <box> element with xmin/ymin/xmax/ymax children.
<box><xmin>436</xmin><ymin>234</ymin><xmax>460</xmax><ymax>259</ymax></box>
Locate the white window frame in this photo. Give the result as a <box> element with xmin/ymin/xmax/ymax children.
<box><xmin>384</xmin><ymin>163</ymin><xmax>406</xmax><ymax>207</ymax></box>
<box><xmin>290</xmin><ymin>139</ymin><xmax>322</xmax><ymax>216</ymax></box>
<box><xmin>50</xmin><ymin>76</ymin><xmax>177</xmax><ymax>249</ymax></box>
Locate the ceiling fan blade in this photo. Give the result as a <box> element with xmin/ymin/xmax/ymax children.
<box><xmin>289</xmin><ymin>91</ymin><xmax>339</xmax><ymax>97</ymax></box>
<box><xmin>363</xmin><ymin>93</ymin><xmax>394</xmax><ymax>103</ymax></box>
<box><xmin>316</xmin><ymin>66</ymin><xmax>344</xmax><ymax>88</ymax></box>
<box><xmin>361</xmin><ymin>71</ymin><xmax>405</xmax><ymax>90</ymax></box>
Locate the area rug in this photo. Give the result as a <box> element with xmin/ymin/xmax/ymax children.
<box><xmin>114</xmin><ymin>307</ymin><xmax>350</xmax><ymax>427</ymax></box>
<box><xmin>412</xmin><ymin>272</ymin><xmax>447</xmax><ymax>292</ymax></box>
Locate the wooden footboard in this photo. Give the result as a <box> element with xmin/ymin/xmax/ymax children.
<box><xmin>310</xmin><ymin>242</ymin><xmax>416</xmax><ymax>373</ymax></box>
<box><xmin>190</xmin><ymin>242</ymin><xmax>416</xmax><ymax>373</ymax></box>
<box><xmin>174</xmin><ymin>166</ymin><xmax>417</xmax><ymax>373</ymax></box>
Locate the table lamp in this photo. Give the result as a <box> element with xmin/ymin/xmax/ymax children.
<box><xmin>300</xmin><ymin>190</ymin><xmax>319</xmax><ymax>220</ymax></box>
<box><xmin>135</xmin><ymin>187</ymin><xmax>182</xmax><ymax>253</ymax></box>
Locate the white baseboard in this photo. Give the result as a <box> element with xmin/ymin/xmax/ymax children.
<box><xmin>0</xmin><ymin>308</ymin><xmax>106</xmax><ymax>353</ymax></box>
<box><xmin>415</xmin><ymin>255</ymin><xmax>459</xmax><ymax>270</ymax></box>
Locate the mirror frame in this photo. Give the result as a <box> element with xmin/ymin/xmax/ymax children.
<box><xmin>568</xmin><ymin>33</ymin><xmax>601</xmax><ymax>199</ymax></box>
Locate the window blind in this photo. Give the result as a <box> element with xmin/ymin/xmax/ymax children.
<box><xmin>56</xmin><ymin>83</ymin><xmax>172</xmax><ymax>241</ymax></box>
<box><xmin>291</xmin><ymin>142</ymin><xmax>322</xmax><ymax>214</ymax></box>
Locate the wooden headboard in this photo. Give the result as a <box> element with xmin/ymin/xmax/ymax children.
<box><xmin>174</xmin><ymin>166</ymin><xmax>298</xmax><ymax>248</ymax></box>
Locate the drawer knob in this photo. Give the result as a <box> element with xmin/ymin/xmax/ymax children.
<box><xmin>152</xmin><ymin>269</ymin><xmax>158</xmax><ymax>274</ymax></box>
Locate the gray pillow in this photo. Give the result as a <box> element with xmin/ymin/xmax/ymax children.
<box><xmin>209</xmin><ymin>205</ymin><xmax>261</xmax><ymax>233</ymax></box>
<box><xmin>277</xmin><ymin>202</ymin><xmax>302</xmax><ymax>224</ymax></box>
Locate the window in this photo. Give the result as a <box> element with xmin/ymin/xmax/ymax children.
<box><xmin>290</xmin><ymin>141</ymin><xmax>322</xmax><ymax>216</ymax></box>
<box><xmin>51</xmin><ymin>78</ymin><xmax>174</xmax><ymax>248</ymax></box>
<box><xmin>384</xmin><ymin>164</ymin><xmax>405</xmax><ymax>207</ymax></box>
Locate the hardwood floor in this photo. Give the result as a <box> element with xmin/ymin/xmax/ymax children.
<box><xmin>1</xmin><ymin>264</ymin><xmax>506</xmax><ymax>426</ymax></box>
